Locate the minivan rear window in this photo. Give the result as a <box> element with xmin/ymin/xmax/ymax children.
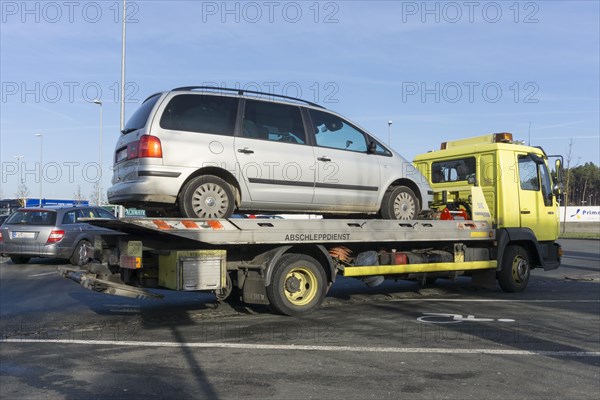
<box><xmin>5</xmin><ymin>210</ymin><xmax>57</xmax><ymax>226</ymax></box>
<box><xmin>160</xmin><ymin>94</ymin><xmax>239</xmax><ymax>136</ymax></box>
<box><xmin>123</xmin><ymin>93</ymin><xmax>162</xmax><ymax>133</ymax></box>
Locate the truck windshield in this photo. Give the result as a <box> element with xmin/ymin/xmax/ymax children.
<box><xmin>122</xmin><ymin>94</ymin><xmax>161</xmax><ymax>134</ymax></box>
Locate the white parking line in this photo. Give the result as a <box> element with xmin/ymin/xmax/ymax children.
<box><xmin>390</xmin><ymin>299</ymin><xmax>600</xmax><ymax>303</ymax></box>
<box><xmin>28</xmin><ymin>272</ymin><xmax>58</xmax><ymax>277</ymax></box>
<box><xmin>1</xmin><ymin>339</ymin><xmax>598</xmax><ymax>357</ymax></box>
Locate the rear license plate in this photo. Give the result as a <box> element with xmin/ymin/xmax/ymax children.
<box><xmin>11</xmin><ymin>231</ymin><xmax>35</xmax><ymax>239</ymax></box>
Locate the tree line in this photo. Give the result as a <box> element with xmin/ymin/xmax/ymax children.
<box><xmin>565</xmin><ymin>162</ymin><xmax>599</xmax><ymax>206</ymax></box>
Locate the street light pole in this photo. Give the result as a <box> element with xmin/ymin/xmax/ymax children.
<box><xmin>35</xmin><ymin>134</ymin><xmax>43</xmax><ymax>206</ymax></box>
<box><xmin>120</xmin><ymin>0</ymin><xmax>127</xmax><ymax>131</ymax></box>
<box><xmin>93</xmin><ymin>99</ymin><xmax>103</xmax><ymax>205</ymax></box>
<box><xmin>387</xmin><ymin>120</ymin><xmax>393</xmax><ymax>146</ymax></box>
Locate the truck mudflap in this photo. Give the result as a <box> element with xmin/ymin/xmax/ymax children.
<box><xmin>59</xmin><ymin>267</ymin><xmax>163</xmax><ymax>300</ymax></box>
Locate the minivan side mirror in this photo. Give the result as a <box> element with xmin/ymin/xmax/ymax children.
<box><xmin>367</xmin><ymin>141</ymin><xmax>377</xmax><ymax>154</ymax></box>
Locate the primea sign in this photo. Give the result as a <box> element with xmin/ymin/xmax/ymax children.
<box><xmin>561</xmin><ymin>207</ymin><xmax>600</xmax><ymax>223</ymax></box>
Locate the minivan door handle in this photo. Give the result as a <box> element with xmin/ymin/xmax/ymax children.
<box><xmin>317</xmin><ymin>156</ymin><xmax>331</xmax><ymax>162</ymax></box>
<box><xmin>520</xmin><ymin>209</ymin><xmax>531</xmax><ymax>215</ymax></box>
<box><xmin>237</xmin><ymin>148</ymin><xmax>254</xmax><ymax>154</ymax></box>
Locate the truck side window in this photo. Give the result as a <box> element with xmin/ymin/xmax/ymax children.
<box><xmin>539</xmin><ymin>163</ymin><xmax>553</xmax><ymax>206</ymax></box>
<box><xmin>518</xmin><ymin>156</ymin><xmax>540</xmax><ymax>191</ymax></box>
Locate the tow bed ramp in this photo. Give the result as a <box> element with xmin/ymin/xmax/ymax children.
<box><xmin>87</xmin><ymin>218</ymin><xmax>495</xmax><ymax>245</ymax></box>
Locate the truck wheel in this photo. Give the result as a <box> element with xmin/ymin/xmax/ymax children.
<box><xmin>266</xmin><ymin>254</ymin><xmax>327</xmax><ymax>316</ymax></box>
<box><xmin>9</xmin><ymin>256</ymin><xmax>30</xmax><ymax>264</ymax></box>
<box><xmin>70</xmin><ymin>240</ymin><xmax>91</xmax><ymax>266</ymax></box>
<box><xmin>180</xmin><ymin>175</ymin><xmax>235</xmax><ymax>219</ymax></box>
<box><xmin>380</xmin><ymin>186</ymin><xmax>420</xmax><ymax>220</ymax></box>
<box><xmin>497</xmin><ymin>245</ymin><xmax>530</xmax><ymax>292</ymax></box>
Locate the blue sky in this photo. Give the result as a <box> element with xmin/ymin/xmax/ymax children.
<box><xmin>1</xmin><ymin>0</ymin><xmax>599</xmax><ymax>200</ymax></box>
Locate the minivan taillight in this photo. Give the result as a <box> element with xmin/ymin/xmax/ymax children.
<box><xmin>127</xmin><ymin>135</ymin><xmax>162</xmax><ymax>160</ymax></box>
<box><xmin>47</xmin><ymin>230</ymin><xmax>65</xmax><ymax>243</ymax></box>
<box><xmin>0</xmin><ymin>231</ymin><xmax>3</xmax><ymax>242</ymax></box>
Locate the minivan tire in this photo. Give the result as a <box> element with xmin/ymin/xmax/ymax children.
<box><xmin>180</xmin><ymin>175</ymin><xmax>235</xmax><ymax>219</ymax></box>
<box><xmin>380</xmin><ymin>186</ymin><xmax>420</xmax><ymax>220</ymax></box>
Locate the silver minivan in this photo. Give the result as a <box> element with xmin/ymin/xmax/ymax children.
<box><xmin>108</xmin><ymin>87</ymin><xmax>433</xmax><ymax>219</ymax></box>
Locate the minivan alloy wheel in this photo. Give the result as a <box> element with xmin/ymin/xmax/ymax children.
<box><xmin>380</xmin><ymin>186</ymin><xmax>420</xmax><ymax>220</ymax></box>
<box><xmin>180</xmin><ymin>175</ymin><xmax>235</xmax><ymax>219</ymax></box>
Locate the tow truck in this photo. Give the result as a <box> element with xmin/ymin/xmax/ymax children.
<box><xmin>60</xmin><ymin>133</ymin><xmax>564</xmax><ymax>316</ymax></box>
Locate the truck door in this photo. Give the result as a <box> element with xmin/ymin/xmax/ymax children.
<box><xmin>517</xmin><ymin>153</ymin><xmax>559</xmax><ymax>241</ymax></box>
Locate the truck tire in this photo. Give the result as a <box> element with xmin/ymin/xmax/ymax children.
<box><xmin>266</xmin><ymin>253</ymin><xmax>327</xmax><ymax>316</ymax></box>
<box><xmin>9</xmin><ymin>256</ymin><xmax>30</xmax><ymax>264</ymax></box>
<box><xmin>497</xmin><ymin>245</ymin><xmax>530</xmax><ymax>292</ymax></box>
<box><xmin>180</xmin><ymin>175</ymin><xmax>235</xmax><ymax>219</ymax></box>
<box><xmin>70</xmin><ymin>240</ymin><xmax>91</xmax><ymax>266</ymax></box>
<box><xmin>380</xmin><ymin>186</ymin><xmax>420</xmax><ymax>220</ymax></box>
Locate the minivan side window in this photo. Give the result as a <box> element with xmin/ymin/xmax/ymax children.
<box><xmin>308</xmin><ymin>109</ymin><xmax>368</xmax><ymax>153</ymax></box>
<box><xmin>123</xmin><ymin>93</ymin><xmax>161</xmax><ymax>133</ymax></box>
<box><xmin>160</xmin><ymin>94</ymin><xmax>239</xmax><ymax>136</ymax></box>
<box><xmin>374</xmin><ymin>141</ymin><xmax>392</xmax><ymax>157</ymax></box>
<box><xmin>242</xmin><ymin>100</ymin><xmax>306</xmax><ymax>144</ymax></box>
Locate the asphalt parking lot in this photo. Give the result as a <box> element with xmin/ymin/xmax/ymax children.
<box><xmin>1</xmin><ymin>238</ymin><xmax>599</xmax><ymax>399</ymax></box>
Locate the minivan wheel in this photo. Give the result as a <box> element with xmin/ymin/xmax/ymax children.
<box><xmin>380</xmin><ymin>186</ymin><xmax>420</xmax><ymax>220</ymax></box>
<box><xmin>180</xmin><ymin>175</ymin><xmax>235</xmax><ymax>219</ymax></box>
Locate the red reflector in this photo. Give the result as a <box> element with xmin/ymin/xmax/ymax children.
<box><xmin>0</xmin><ymin>232</ymin><xmax>3</xmax><ymax>242</ymax></box>
<box><xmin>207</xmin><ymin>220</ymin><xmax>224</xmax><ymax>230</ymax></box>
<box><xmin>153</xmin><ymin>220</ymin><xmax>172</xmax><ymax>230</ymax></box>
<box><xmin>47</xmin><ymin>229</ymin><xmax>65</xmax><ymax>243</ymax></box>
<box><xmin>139</xmin><ymin>135</ymin><xmax>162</xmax><ymax>158</ymax></box>
<box><xmin>181</xmin><ymin>220</ymin><xmax>199</xmax><ymax>229</ymax></box>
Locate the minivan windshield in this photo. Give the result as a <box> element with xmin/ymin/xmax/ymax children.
<box><xmin>122</xmin><ymin>93</ymin><xmax>162</xmax><ymax>134</ymax></box>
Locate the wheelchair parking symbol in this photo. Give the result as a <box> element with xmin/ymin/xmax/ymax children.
<box><xmin>417</xmin><ymin>313</ymin><xmax>515</xmax><ymax>324</ymax></box>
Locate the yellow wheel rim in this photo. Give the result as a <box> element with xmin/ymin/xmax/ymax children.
<box><xmin>284</xmin><ymin>266</ymin><xmax>318</xmax><ymax>306</ymax></box>
<box><xmin>511</xmin><ymin>255</ymin><xmax>529</xmax><ymax>284</ymax></box>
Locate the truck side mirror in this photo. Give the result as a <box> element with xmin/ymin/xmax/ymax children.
<box><xmin>555</xmin><ymin>159</ymin><xmax>563</xmax><ymax>183</ymax></box>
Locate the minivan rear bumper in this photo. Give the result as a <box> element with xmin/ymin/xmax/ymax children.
<box><xmin>107</xmin><ymin>180</ymin><xmax>178</xmax><ymax>206</ymax></box>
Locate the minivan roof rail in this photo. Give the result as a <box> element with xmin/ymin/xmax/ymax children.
<box><xmin>171</xmin><ymin>86</ymin><xmax>325</xmax><ymax>109</ymax></box>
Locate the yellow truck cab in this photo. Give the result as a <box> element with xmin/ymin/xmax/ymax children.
<box><xmin>414</xmin><ymin>132</ymin><xmax>563</xmax><ymax>283</ymax></box>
